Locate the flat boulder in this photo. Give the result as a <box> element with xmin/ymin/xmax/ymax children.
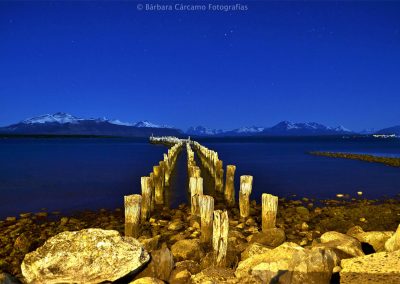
<box><xmin>235</xmin><ymin>242</ymin><xmax>303</xmax><ymax>282</ymax></box>
<box><xmin>21</xmin><ymin>228</ymin><xmax>150</xmax><ymax>284</ymax></box>
<box><xmin>347</xmin><ymin>226</ymin><xmax>394</xmax><ymax>252</ymax></box>
<box><xmin>315</xmin><ymin>231</ymin><xmax>364</xmax><ymax>259</ymax></box>
<box><xmin>340</xmin><ymin>250</ymin><xmax>400</xmax><ymax>283</ymax></box>
<box><xmin>129</xmin><ymin>277</ymin><xmax>165</xmax><ymax>284</ymax></box>
<box><xmin>279</xmin><ymin>248</ymin><xmax>339</xmax><ymax>284</ymax></box>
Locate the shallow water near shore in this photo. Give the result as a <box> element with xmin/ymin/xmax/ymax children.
<box><xmin>1</xmin><ymin>137</ymin><xmax>399</xmax><ymax>219</ymax></box>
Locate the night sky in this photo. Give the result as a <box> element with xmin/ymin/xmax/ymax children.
<box><xmin>1</xmin><ymin>1</ymin><xmax>399</xmax><ymax>131</ymax></box>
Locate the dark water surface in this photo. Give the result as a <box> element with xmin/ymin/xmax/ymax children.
<box><xmin>0</xmin><ymin>137</ymin><xmax>399</xmax><ymax>218</ymax></box>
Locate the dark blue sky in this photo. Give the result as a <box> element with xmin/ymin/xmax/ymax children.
<box><xmin>1</xmin><ymin>1</ymin><xmax>399</xmax><ymax>131</ymax></box>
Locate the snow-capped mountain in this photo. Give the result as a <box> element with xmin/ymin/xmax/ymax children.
<box><xmin>262</xmin><ymin>121</ymin><xmax>353</xmax><ymax>136</ymax></box>
<box><xmin>233</xmin><ymin>126</ymin><xmax>265</xmax><ymax>133</ymax></box>
<box><xmin>185</xmin><ymin>121</ymin><xmax>353</xmax><ymax>137</ymax></box>
<box><xmin>186</xmin><ymin>126</ymin><xmax>225</xmax><ymax>136</ymax></box>
<box><xmin>22</xmin><ymin>112</ymin><xmax>86</xmax><ymax>125</ymax></box>
<box><xmin>0</xmin><ymin>112</ymin><xmax>181</xmax><ymax>137</ymax></box>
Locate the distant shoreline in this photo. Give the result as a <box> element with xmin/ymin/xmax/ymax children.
<box><xmin>310</xmin><ymin>151</ymin><xmax>400</xmax><ymax>167</ymax></box>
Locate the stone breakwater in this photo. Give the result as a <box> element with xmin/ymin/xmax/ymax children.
<box><xmin>310</xmin><ymin>151</ymin><xmax>400</xmax><ymax>167</ymax></box>
<box><xmin>1</xmin><ymin>136</ymin><xmax>400</xmax><ymax>283</ymax></box>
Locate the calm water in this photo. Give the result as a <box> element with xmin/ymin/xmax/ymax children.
<box><xmin>0</xmin><ymin>137</ymin><xmax>399</xmax><ymax>218</ymax></box>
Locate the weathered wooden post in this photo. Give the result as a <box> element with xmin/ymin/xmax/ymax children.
<box><xmin>262</xmin><ymin>193</ymin><xmax>278</xmax><ymax>231</ymax></box>
<box><xmin>124</xmin><ymin>194</ymin><xmax>142</xmax><ymax>237</ymax></box>
<box><xmin>199</xmin><ymin>195</ymin><xmax>214</xmax><ymax>245</ymax></box>
<box><xmin>190</xmin><ymin>177</ymin><xmax>203</xmax><ymax>216</ymax></box>
<box><xmin>224</xmin><ymin>165</ymin><xmax>236</xmax><ymax>207</ymax></box>
<box><xmin>239</xmin><ymin>175</ymin><xmax>253</xmax><ymax>219</ymax></box>
<box><xmin>153</xmin><ymin>165</ymin><xmax>164</xmax><ymax>205</ymax></box>
<box><xmin>213</xmin><ymin>210</ymin><xmax>229</xmax><ymax>267</ymax></box>
<box><xmin>163</xmin><ymin>154</ymin><xmax>170</xmax><ymax>186</ymax></box>
<box><xmin>215</xmin><ymin>160</ymin><xmax>224</xmax><ymax>193</ymax></box>
<box><xmin>159</xmin><ymin>161</ymin><xmax>166</xmax><ymax>188</ymax></box>
<box><xmin>141</xmin><ymin>176</ymin><xmax>152</xmax><ymax>222</ymax></box>
<box><xmin>149</xmin><ymin>172</ymin><xmax>155</xmax><ymax>212</ymax></box>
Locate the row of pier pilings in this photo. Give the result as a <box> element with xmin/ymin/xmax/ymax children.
<box><xmin>124</xmin><ymin>136</ymin><xmax>279</xmax><ymax>268</ymax></box>
<box><xmin>124</xmin><ymin>137</ymin><xmax>183</xmax><ymax>238</ymax></box>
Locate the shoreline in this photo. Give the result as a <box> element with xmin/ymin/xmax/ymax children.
<box><xmin>2</xmin><ymin>196</ymin><xmax>400</xmax><ymax>281</ymax></box>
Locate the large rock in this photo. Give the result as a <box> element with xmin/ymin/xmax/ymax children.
<box><xmin>129</xmin><ymin>277</ymin><xmax>165</xmax><ymax>284</ymax></box>
<box><xmin>135</xmin><ymin>248</ymin><xmax>174</xmax><ymax>281</ymax></box>
<box><xmin>315</xmin><ymin>231</ymin><xmax>364</xmax><ymax>259</ymax></box>
<box><xmin>21</xmin><ymin>229</ymin><xmax>149</xmax><ymax>284</ymax></box>
<box><xmin>340</xmin><ymin>250</ymin><xmax>400</xmax><ymax>283</ymax></box>
<box><xmin>171</xmin><ymin>239</ymin><xmax>201</xmax><ymax>262</ymax></box>
<box><xmin>279</xmin><ymin>248</ymin><xmax>339</xmax><ymax>284</ymax></box>
<box><xmin>191</xmin><ymin>267</ymin><xmax>238</xmax><ymax>284</ymax></box>
<box><xmin>248</xmin><ymin>228</ymin><xmax>286</xmax><ymax>247</ymax></box>
<box><xmin>385</xmin><ymin>224</ymin><xmax>400</xmax><ymax>252</ymax></box>
<box><xmin>241</xmin><ymin>242</ymin><xmax>271</xmax><ymax>260</ymax></box>
<box><xmin>235</xmin><ymin>242</ymin><xmax>303</xmax><ymax>282</ymax></box>
<box><xmin>347</xmin><ymin>226</ymin><xmax>394</xmax><ymax>252</ymax></box>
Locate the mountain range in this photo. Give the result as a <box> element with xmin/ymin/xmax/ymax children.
<box><xmin>0</xmin><ymin>112</ymin><xmax>398</xmax><ymax>137</ymax></box>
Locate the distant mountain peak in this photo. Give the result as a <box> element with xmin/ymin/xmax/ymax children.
<box><xmin>22</xmin><ymin>112</ymin><xmax>82</xmax><ymax>125</ymax></box>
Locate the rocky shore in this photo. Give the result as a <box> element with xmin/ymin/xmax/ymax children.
<box><xmin>1</xmin><ymin>197</ymin><xmax>400</xmax><ymax>283</ymax></box>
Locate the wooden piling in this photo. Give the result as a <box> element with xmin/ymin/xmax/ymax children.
<box><xmin>124</xmin><ymin>194</ymin><xmax>142</xmax><ymax>238</ymax></box>
<box><xmin>224</xmin><ymin>165</ymin><xmax>236</xmax><ymax>207</ymax></box>
<box><xmin>262</xmin><ymin>193</ymin><xmax>278</xmax><ymax>231</ymax></box>
<box><xmin>141</xmin><ymin>176</ymin><xmax>152</xmax><ymax>222</ymax></box>
<box><xmin>215</xmin><ymin>160</ymin><xmax>224</xmax><ymax>193</ymax></box>
<box><xmin>199</xmin><ymin>195</ymin><xmax>214</xmax><ymax>245</ymax></box>
<box><xmin>239</xmin><ymin>175</ymin><xmax>253</xmax><ymax>219</ymax></box>
<box><xmin>190</xmin><ymin>177</ymin><xmax>203</xmax><ymax>216</ymax></box>
<box><xmin>149</xmin><ymin>172</ymin><xmax>155</xmax><ymax>212</ymax></box>
<box><xmin>153</xmin><ymin>165</ymin><xmax>164</xmax><ymax>205</ymax></box>
<box><xmin>213</xmin><ymin>210</ymin><xmax>229</xmax><ymax>267</ymax></box>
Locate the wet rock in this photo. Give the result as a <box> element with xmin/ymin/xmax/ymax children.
<box><xmin>135</xmin><ymin>248</ymin><xmax>174</xmax><ymax>281</ymax></box>
<box><xmin>241</xmin><ymin>242</ymin><xmax>271</xmax><ymax>260</ymax></box>
<box><xmin>347</xmin><ymin>226</ymin><xmax>393</xmax><ymax>252</ymax></box>
<box><xmin>249</xmin><ymin>228</ymin><xmax>286</xmax><ymax>247</ymax></box>
<box><xmin>315</xmin><ymin>231</ymin><xmax>364</xmax><ymax>259</ymax></box>
<box><xmin>385</xmin><ymin>224</ymin><xmax>400</xmax><ymax>252</ymax></box>
<box><xmin>191</xmin><ymin>267</ymin><xmax>237</xmax><ymax>284</ymax></box>
<box><xmin>340</xmin><ymin>250</ymin><xmax>400</xmax><ymax>283</ymax></box>
<box><xmin>129</xmin><ymin>277</ymin><xmax>165</xmax><ymax>284</ymax></box>
<box><xmin>21</xmin><ymin>228</ymin><xmax>149</xmax><ymax>284</ymax></box>
<box><xmin>169</xmin><ymin>269</ymin><xmax>191</xmax><ymax>284</ymax></box>
<box><xmin>168</xmin><ymin>220</ymin><xmax>183</xmax><ymax>231</ymax></box>
<box><xmin>171</xmin><ymin>239</ymin><xmax>201</xmax><ymax>262</ymax></box>
<box><xmin>139</xmin><ymin>235</ymin><xmax>160</xmax><ymax>252</ymax></box>
<box><xmin>235</xmin><ymin>242</ymin><xmax>304</xmax><ymax>281</ymax></box>
<box><xmin>296</xmin><ymin>206</ymin><xmax>309</xmax><ymax>216</ymax></box>
<box><xmin>13</xmin><ymin>233</ymin><xmax>32</xmax><ymax>253</ymax></box>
